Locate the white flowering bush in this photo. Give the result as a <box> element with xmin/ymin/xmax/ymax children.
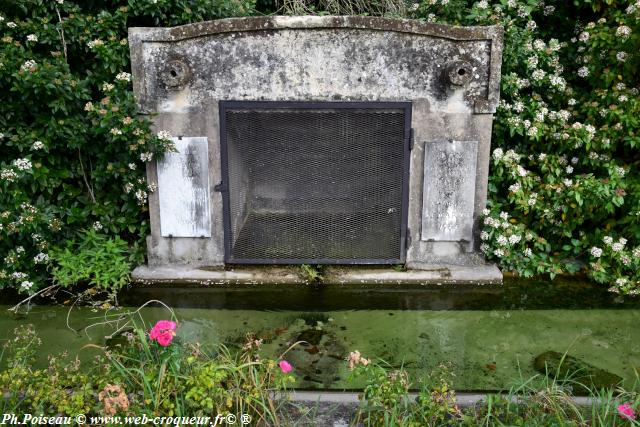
<box><xmin>403</xmin><ymin>1</ymin><xmax>640</xmax><ymax>293</ymax></box>
<box><xmin>0</xmin><ymin>0</ymin><xmax>254</xmax><ymax>294</ymax></box>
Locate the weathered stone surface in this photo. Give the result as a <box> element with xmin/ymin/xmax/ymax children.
<box><xmin>129</xmin><ymin>16</ymin><xmax>503</xmax><ymax>273</ymax></box>
<box><xmin>422</xmin><ymin>140</ymin><xmax>478</xmax><ymax>242</ymax></box>
<box><xmin>157</xmin><ymin>137</ymin><xmax>211</xmax><ymax>237</ymax></box>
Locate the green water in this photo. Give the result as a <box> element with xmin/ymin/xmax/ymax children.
<box><xmin>1</xmin><ymin>278</ymin><xmax>639</xmax><ymax>391</ymax></box>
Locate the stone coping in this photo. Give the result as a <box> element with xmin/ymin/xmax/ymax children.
<box><xmin>128</xmin><ymin>16</ymin><xmax>503</xmax><ymax>114</ymax></box>
<box><xmin>131</xmin><ymin>264</ymin><xmax>503</xmax><ymax>286</ymax></box>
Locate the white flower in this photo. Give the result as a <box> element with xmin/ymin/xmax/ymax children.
<box><xmin>102</xmin><ymin>83</ymin><xmax>114</xmax><ymax>92</ymax></box>
<box><xmin>578</xmin><ymin>31</ymin><xmax>590</xmax><ymax>42</ymax></box>
<box><xmin>616</xmin><ymin>26</ymin><xmax>632</xmax><ymax>39</ymax></box>
<box><xmin>590</xmin><ymin>247</ymin><xmax>603</xmax><ymax>258</ymax></box>
<box><xmin>619</xmin><ymin>237</ymin><xmax>627</xmax><ymax>246</ymax></box>
<box><xmin>480</xmin><ymin>231</ymin><xmax>489</xmax><ymax>240</ymax></box>
<box><xmin>20</xmin><ymin>281</ymin><xmax>33</xmax><ymax>290</ymax></box>
<box><xmin>26</xmin><ymin>34</ymin><xmax>38</xmax><ymax>42</ymax></box>
<box><xmin>577</xmin><ymin>67</ymin><xmax>589</xmax><ymax>77</ymax></box>
<box><xmin>493</xmin><ymin>249</ymin><xmax>505</xmax><ymax>257</ymax></box>
<box><xmin>616</xmin><ymin>52</ymin><xmax>627</xmax><ymax>62</ymax></box>
<box><xmin>513</xmin><ymin>101</ymin><xmax>524</xmax><ymax>113</ymax></box>
<box><xmin>509</xmin><ymin>235</ymin><xmax>522</xmax><ymax>244</ymax></box>
<box><xmin>633</xmin><ymin>247</ymin><xmax>640</xmax><ymax>258</ymax></box>
<box><xmin>33</xmin><ymin>253</ymin><xmax>49</xmax><ymax>263</ymax></box>
<box><xmin>477</xmin><ymin>0</ymin><xmax>488</xmax><ymax>9</ymax></box>
<box><xmin>16</xmin><ymin>246</ymin><xmax>24</xmax><ymax>253</ymax></box>
<box><xmin>621</xmin><ymin>255</ymin><xmax>631</xmax><ymax>266</ymax></box>
<box><xmin>1</xmin><ymin>169</ymin><xmax>17</xmax><ymax>181</ymax></box>
<box><xmin>157</xmin><ymin>130</ymin><xmax>172</xmax><ymax>141</ymax></box>
<box><xmin>615</xmin><ymin>83</ymin><xmax>626</xmax><ymax>91</ymax></box>
<box><xmin>619</xmin><ymin>95</ymin><xmax>628</xmax><ymax>102</ymax></box>
<box><xmin>31</xmin><ymin>140</ymin><xmax>44</xmax><ymax>150</ymax></box>
<box><xmin>128</xmin><ymin>163</ymin><xmax>136</xmax><ymax>170</ymax></box>
<box><xmin>517</xmin><ymin>166</ymin><xmax>527</xmax><ymax>177</ymax></box>
<box><xmin>20</xmin><ymin>60</ymin><xmax>37</xmax><ymax>72</ymax></box>
<box><xmin>482</xmin><ymin>208</ymin><xmax>490</xmax><ymax>216</ymax></box>
<box><xmin>532</xmin><ymin>69</ymin><xmax>546</xmax><ymax>81</ymax></box>
<box><xmin>538</xmin><ymin>153</ymin><xmax>548</xmax><ymax>161</ymax></box>
<box><xmin>509</xmin><ymin>183</ymin><xmax>521</xmax><ymax>192</ymax></box>
<box><xmin>410</xmin><ymin>2</ymin><xmax>419</xmax><ymax>11</ymax></box>
<box><xmin>115</xmin><ymin>72</ymin><xmax>131</xmax><ymax>82</ymax></box>
<box><xmin>612</xmin><ymin>242</ymin><xmax>624</xmax><ymax>252</ymax></box>
<box><xmin>563</xmin><ymin>179</ymin><xmax>573</xmax><ymax>187</ymax></box>
<box><xmin>615</xmin><ymin>166</ymin><xmax>626</xmax><ymax>177</ymax></box>
<box><xmin>549</xmin><ymin>76</ymin><xmax>566</xmax><ymax>90</ymax></box>
<box><xmin>480</xmin><ymin>243</ymin><xmax>490</xmax><ymax>252</ymax></box>
<box><xmin>571</xmin><ymin>157</ymin><xmax>578</xmax><ymax>165</ymax></box>
<box><xmin>533</xmin><ymin>39</ymin><xmax>546</xmax><ymax>50</ymax></box>
<box><xmin>615</xmin><ymin>278</ymin><xmax>627</xmax><ymax>286</ymax></box>
<box><xmin>527</xmin><ymin>193</ymin><xmax>537</xmax><ymax>206</ymax></box>
<box><xmin>492</xmin><ymin>148</ymin><xmax>504</xmax><ymax>160</ymax></box>
<box><xmin>124</xmin><ymin>182</ymin><xmax>134</xmax><ymax>193</ymax></box>
<box><xmin>603</xmin><ymin>236</ymin><xmax>613</xmax><ymax>245</ymax></box>
<box><xmin>7</xmin><ymin>22</ymin><xmax>17</xmax><ymax>28</ymax></box>
<box><xmin>13</xmin><ymin>158</ymin><xmax>32</xmax><ymax>171</ymax></box>
<box><xmin>526</xmin><ymin>21</ymin><xmax>537</xmax><ymax>31</ymax></box>
<box><xmin>526</xmin><ymin>56</ymin><xmax>539</xmax><ymax>68</ymax></box>
<box><xmin>110</xmin><ymin>128</ymin><xmax>122</xmax><ymax>136</ymax></box>
<box><xmin>87</xmin><ymin>39</ymin><xmax>104</xmax><ymax>48</ymax></box>
<box><xmin>140</xmin><ymin>152</ymin><xmax>153</xmax><ymax>162</ymax></box>
<box><xmin>523</xmin><ymin>247</ymin><xmax>533</xmax><ymax>257</ymax></box>
<box><xmin>135</xmin><ymin>189</ymin><xmax>148</xmax><ymax>205</ymax></box>
<box><xmin>84</xmin><ymin>102</ymin><xmax>94</xmax><ymax>112</ymax></box>
<box><xmin>93</xmin><ymin>221</ymin><xmax>103</xmax><ymax>231</ymax></box>
<box><xmin>568</xmin><ymin>98</ymin><xmax>577</xmax><ymax>106</ymax></box>
<box><xmin>566</xmin><ymin>166</ymin><xmax>573</xmax><ymax>174</ymax></box>
<box><xmin>499</xmin><ymin>211</ymin><xmax>509</xmax><ymax>220</ymax></box>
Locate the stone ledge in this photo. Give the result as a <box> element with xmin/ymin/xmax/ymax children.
<box><xmin>131</xmin><ymin>264</ymin><xmax>502</xmax><ymax>287</ymax></box>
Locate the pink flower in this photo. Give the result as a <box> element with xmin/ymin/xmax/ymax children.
<box><xmin>149</xmin><ymin>320</ymin><xmax>177</xmax><ymax>346</ymax></box>
<box><xmin>278</xmin><ymin>360</ymin><xmax>293</xmax><ymax>374</ymax></box>
<box><xmin>618</xmin><ymin>403</ymin><xmax>636</xmax><ymax>420</ymax></box>
<box><xmin>156</xmin><ymin>331</ymin><xmax>174</xmax><ymax>347</ymax></box>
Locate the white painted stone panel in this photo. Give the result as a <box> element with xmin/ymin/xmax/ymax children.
<box><xmin>157</xmin><ymin>137</ymin><xmax>211</xmax><ymax>237</ymax></box>
<box><xmin>422</xmin><ymin>140</ymin><xmax>478</xmax><ymax>242</ymax></box>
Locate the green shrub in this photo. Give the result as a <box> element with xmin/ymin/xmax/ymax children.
<box><xmin>399</xmin><ymin>1</ymin><xmax>640</xmax><ymax>294</ymax></box>
<box><xmin>50</xmin><ymin>228</ymin><xmax>132</xmax><ymax>295</ymax></box>
<box><xmin>0</xmin><ymin>0</ymin><xmax>255</xmax><ymax>295</ymax></box>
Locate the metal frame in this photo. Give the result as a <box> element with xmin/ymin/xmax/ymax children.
<box><xmin>219</xmin><ymin>100</ymin><xmax>412</xmax><ymax>265</ymax></box>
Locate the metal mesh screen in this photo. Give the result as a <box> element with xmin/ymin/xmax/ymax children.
<box><xmin>221</xmin><ymin>102</ymin><xmax>409</xmax><ymax>263</ymax></box>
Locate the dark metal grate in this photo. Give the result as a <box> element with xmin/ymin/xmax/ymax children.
<box><xmin>220</xmin><ymin>101</ymin><xmax>411</xmax><ymax>264</ymax></box>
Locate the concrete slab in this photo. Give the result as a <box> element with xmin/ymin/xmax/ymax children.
<box><xmin>131</xmin><ymin>264</ymin><xmax>502</xmax><ymax>286</ymax></box>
